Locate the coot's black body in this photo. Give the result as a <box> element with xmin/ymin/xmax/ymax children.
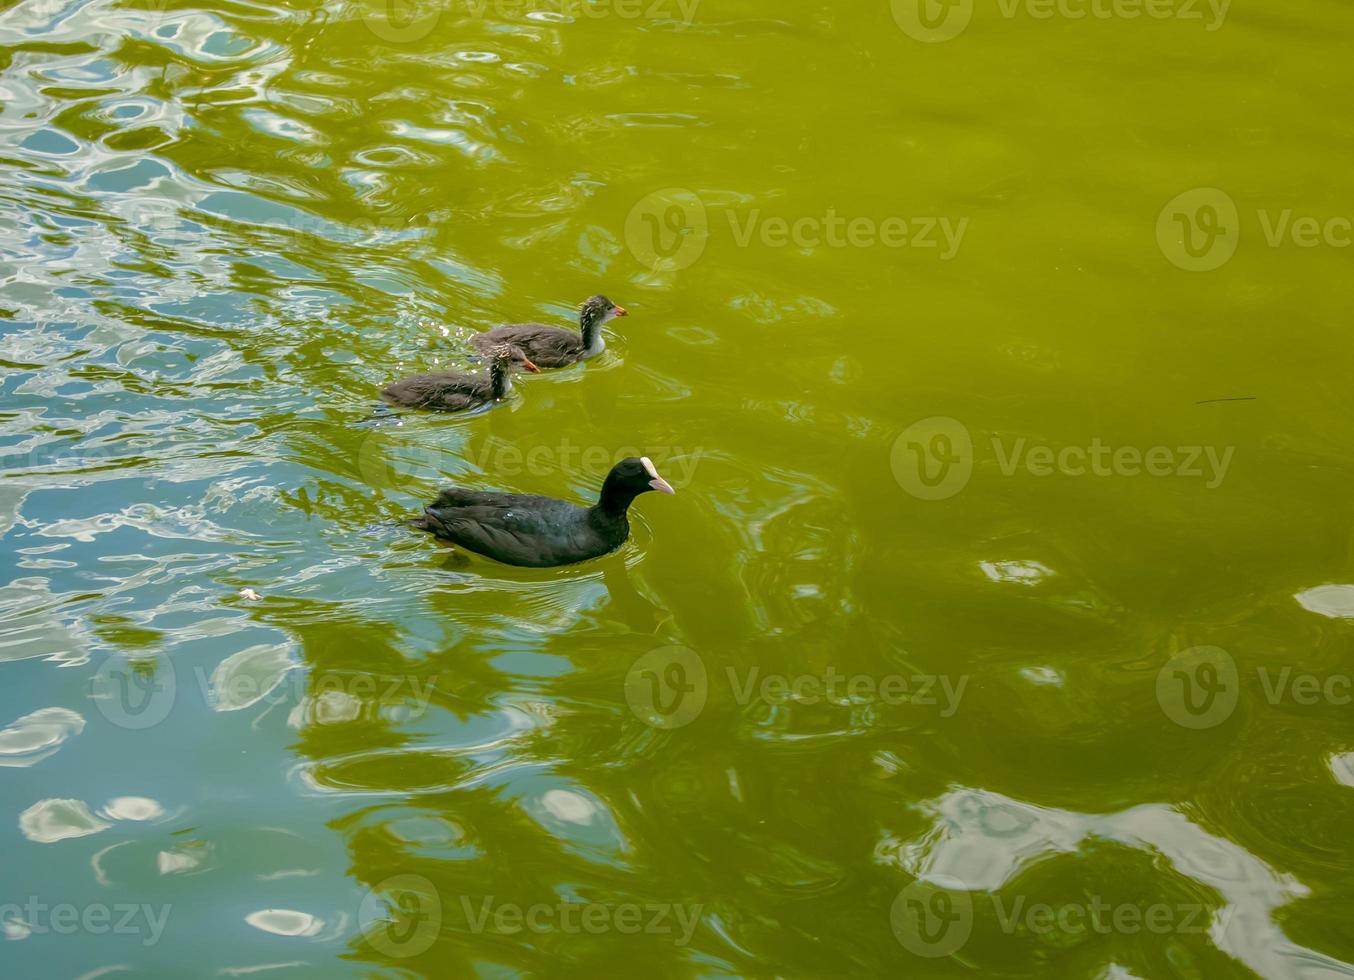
<box><xmin>469</xmin><ymin>295</ymin><xmax>627</xmax><ymax>369</ymax></box>
<box><xmin>412</xmin><ymin>456</ymin><xmax>674</xmax><ymax>567</ymax></box>
<box><xmin>383</xmin><ymin>344</ymin><xmax>538</xmax><ymax>412</ymax></box>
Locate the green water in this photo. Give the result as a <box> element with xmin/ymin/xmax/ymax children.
<box><xmin>4</xmin><ymin>0</ymin><xmax>1354</xmax><ymax>974</ymax></box>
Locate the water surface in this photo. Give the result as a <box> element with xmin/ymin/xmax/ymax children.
<box><xmin>4</xmin><ymin>0</ymin><xmax>1354</xmax><ymax>975</ymax></box>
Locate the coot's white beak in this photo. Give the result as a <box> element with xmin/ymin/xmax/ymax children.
<box><xmin>641</xmin><ymin>456</ymin><xmax>675</xmax><ymax>495</ymax></box>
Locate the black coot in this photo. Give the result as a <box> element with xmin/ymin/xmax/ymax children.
<box><xmin>469</xmin><ymin>295</ymin><xmax>627</xmax><ymax>368</ymax></box>
<box><xmin>412</xmin><ymin>456</ymin><xmax>675</xmax><ymax>567</ymax></box>
<box><xmin>382</xmin><ymin>343</ymin><xmax>539</xmax><ymax>412</ymax></box>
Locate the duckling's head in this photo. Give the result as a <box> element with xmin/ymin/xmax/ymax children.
<box><xmin>487</xmin><ymin>343</ymin><xmax>540</xmax><ymax>374</ymax></box>
<box><xmin>579</xmin><ymin>295</ymin><xmax>627</xmax><ymax>330</ymax></box>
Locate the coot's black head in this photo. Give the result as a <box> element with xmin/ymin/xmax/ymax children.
<box><xmin>486</xmin><ymin>342</ymin><xmax>540</xmax><ymax>373</ymax></box>
<box><xmin>579</xmin><ymin>295</ymin><xmax>627</xmax><ymax>329</ymax></box>
<box><xmin>597</xmin><ymin>456</ymin><xmax>675</xmax><ymax>513</ymax></box>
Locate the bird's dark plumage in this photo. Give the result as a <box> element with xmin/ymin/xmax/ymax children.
<box><xmin>412</xmin><ymin>456</ymin><xmax>675</xmax><ymax>567</ymax></box>
<box><xmin>382</xmin><ymin>343</ymin><xmax>538</xmax><ymax>412</ymax></box>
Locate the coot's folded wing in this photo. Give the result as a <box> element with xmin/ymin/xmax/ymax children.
<box><xmin>419</xmin><ymin>497</ymin><xmax>596</xmax><ymax>567</ymax></box>
<box><xmin>426</xmin><ymin>509</ymin><xmax>539</xmax><ymax>565</ymax></box>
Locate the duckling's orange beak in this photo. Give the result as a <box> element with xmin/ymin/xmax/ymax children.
<box><xmin>613</xmin><ymin>305</ymin><xmax>628</xmax><ymax>317</ymax></box>
<box><xmin>522</xmin><ymin>358</ymin><xmax>541</xmax><ymax>373</ymax></box>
